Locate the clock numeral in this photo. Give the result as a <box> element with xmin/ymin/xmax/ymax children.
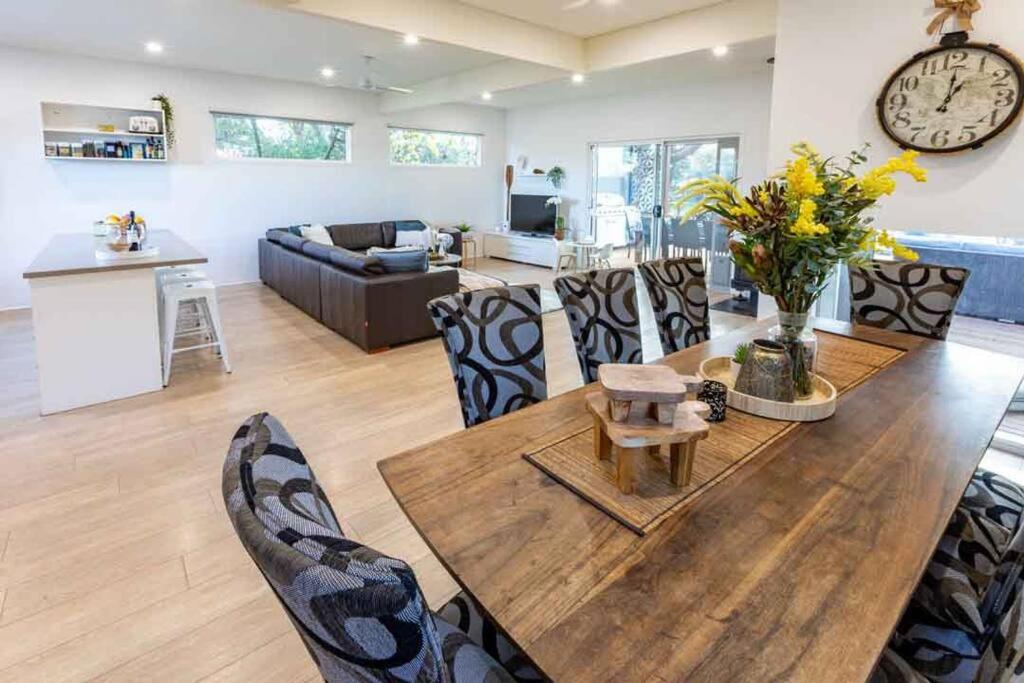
<box><xmin>897</xmin><ymin>76</ymin><xmax>919</xmax><ymax>92</ymax></box>
<box><xmin>931</xmin><ymin>130</ymin><xmax>951</xmax><ymax>148</ymax></box>
<box><xmin>979</xmin><ymin>56</ymin><xmax>989</xmax><ymax>73</ymax></box>
<box><xmin>888</xmin><ymin>93</ymin><xmax>908</xmax><ymax>112</ymax></box>
<box><xmin>959</xmin><ymin>125</ymin><xmax>978</xmax><ymax>143</ymax></box>
<box><xmin>945</xmin><ymin>51</ymin><xmax>968</xmax><ymax>71</ymax></box>
<box><xmin>992</xmin><ymin>69</ymin><xmax>1011</xmax><ymax>87</ymax></box>
<box><xmin>978</xmin><ymin>110</ymin><xmax>1001</xmax><ymax>127</ymax></box>
<box><xmin>910</xmin><ymin>126</ymin><xmax>926</xmax><ymax>143</ymax></box>
<box><xmin>995</xmin><ymin>89</ymin><xmax>1016</xmax><ymax>107</ymax></box>
<box><xmin>891</xmin><ymin>111</ymin><xmax>912</xmax><ymax>129</ymax></box>
<box><xmin>921</xmin><ymin>59</ymin><xmax>939</xmax><ymax>76</ymax></box>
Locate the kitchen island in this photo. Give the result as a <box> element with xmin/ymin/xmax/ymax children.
<box><xmin>22</xmin><ymin>230</ymin><xmax>206</xmax><ymax>414</ymax></box>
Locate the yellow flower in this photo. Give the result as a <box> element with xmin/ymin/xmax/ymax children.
<box><xmin>882</xmin><ymin>150</ymin><xmax>928</xmax><ymax>182</ymax></box>
<box><xmin>785</xmin><ymin>156</ymin><xmax>825</xmax><ymax>199</ymax></box>
<box><xmin>733</xmin><ymin>199</ymin><xmax>759</xmax><ymax>219</ymax></box>
<box><xmin>790</xmin><ymin>199</ymin><xmax>829</xmax><ymax>237</ymax></box>
<box><xmin>862</xmin><ymin>229</ymin><xmax>920</xmax><ymax>261</ymax></box>
<box><xmin>859</xmin><ymin>168</ymin><xmax>897</xmax><ymax>199</ymax></box>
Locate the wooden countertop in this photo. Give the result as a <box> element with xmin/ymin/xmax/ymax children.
<box><xmin>23</xmin><ymin>230</ymin><xmax>207</xmax><ymax>279</ymax></box>
<box><xmin>379</xmin><ymin>320</ymin><xmax>1024</xmax><ymax>682</ymax></box>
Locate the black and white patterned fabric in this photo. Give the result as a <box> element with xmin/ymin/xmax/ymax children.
<box><xmin>222</xmin><ymin>413</ymin><xmax>517</xmax><ymax>682</ymax></box>
<box><xmin>849</xmin><ymin>261</ymin><xmax>970</xmax><ymax>340</ymax></box>
<box><xmin>638</xmin><ymin>257</ymin><xmax>710</xmax><ymax>356</ymax></box>
<box><xmin>428</xmin><ymin>285</ymin><xmax>547</xmax><ymax>428</ymax></box>
<box><xmin>554</xmin><ymin>268</ymin><xmax>642</xmax><ymax>384</ymax></box>
<box><xmin>437</xmin><ymin>593</ymin><xmax>542</xmax><ymax>681</ymax></box>
<box><xmin>872</xmin><ymin>469</ymin><xmax>1024</xmax><ymax>683</ymax></box>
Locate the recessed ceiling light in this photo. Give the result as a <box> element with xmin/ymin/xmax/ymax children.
<box><xmin>481</xmin><ymin>91</ymin><xmax>493</xmax><ymax>101</ymax></box>
<box><xmin>320</xmin><ymin>67</ymin><xmax>336</xmax><ymax>79</ymax></box>
<box><xmin>571</xmin><ymin>73</ymin><xmax>585</xmax><ymax>84</ymax></box>
<box><xmin>403</xmin><ymin>33</ymin><xmax>420</xmax><ymax>46</ymax></box>
<box><xmin>712</xmin><ymin>45</ymin><xmax>729</xmax><ymax>58</ymax></box>
<box><xmin>145</xmin><ymin>41</ymin><xmax>164</xmax><ymax>54</ymax></box>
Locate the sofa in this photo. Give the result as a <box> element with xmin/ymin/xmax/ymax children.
<box><xmin>259</xmin><ymin>221</ymin><xmax>463</xmax><ymax>352</ymax></box>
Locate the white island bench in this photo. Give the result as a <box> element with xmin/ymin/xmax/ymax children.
<box><xmin>22</xmin><ymin>230</ymin><xmax>206</xmax><ymax>414</ymax></box>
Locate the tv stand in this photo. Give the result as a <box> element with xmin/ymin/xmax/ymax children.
<box><xmin>482</xmin><ymin>231</ymin><xmax>557</xmax><ymax>269</ymax></box>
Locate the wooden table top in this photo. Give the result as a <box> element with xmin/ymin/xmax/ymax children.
<box><xmin>378</xmin><ymin>320</ymin><xmax>1024</xmax><ymax>682</ymax></box>
<box><xmin>23</xmin><ymin>230</ymin><xmax>207</xmax><ymax>279</ymax></box>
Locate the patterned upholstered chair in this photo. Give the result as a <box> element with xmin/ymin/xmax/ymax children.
<box><xmin>870</xmin><ymin>469</ymin><xmax>1024</xmax><ymax>682</ymax></box>
<box><xmin>554</xmin><ymin>268</ymin><xmax>642</xmax><ymax>384</ymax></box>
<box><xmin>638</xmin><ymin>257</ymin><xmax>710</xmax><ymax>356</ymax></box>
<box><xmin>222</xmin><ymin>413</ymin><xmax>541</xmax><ymax>682</ymax></box>
<box><xmin>849</xmin><ymin>261</ymin><xmax>970</xmax><ymax>340</ymax></box>
<box><xmin>427</xmin><ymin>285</ymin><xmax>547</xmax><ymax>428</ymax></box>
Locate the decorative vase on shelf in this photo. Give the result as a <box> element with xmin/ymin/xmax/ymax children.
<box><xmin>768</xmin><ymin>311</ymin><xmax>817</xmax><ymax>399</ymax></box>
<box><xmin>735</xmin><ymin>339</ymin><xmax>795</xmax><ymax>403</ymax></box>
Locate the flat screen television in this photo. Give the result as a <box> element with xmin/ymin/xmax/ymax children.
<box><xmin>510</xmin><ymin>194</ymin><xmax>556</xmax><ymax>235</ymax></box>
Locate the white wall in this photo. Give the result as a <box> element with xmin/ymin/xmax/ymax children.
<box><xmin>770</xmin><ymin>0</ymin><xmax>1024</xmax><ymax>238</ymax></box>
<box><xmin>0</xmin><ymin>45</ymin><xmax>506</xmax><ymax>309</ymax></box>
<box><xmin>504</xmin><ymin>68</ymin><xmax>774</xmax><ymax>232</ymax></box>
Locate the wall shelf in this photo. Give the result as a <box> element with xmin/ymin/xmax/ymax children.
<box><xmin>41</xmin><ymin>101</ymin><xmax>168</xmax><ymax>162</ymax></box>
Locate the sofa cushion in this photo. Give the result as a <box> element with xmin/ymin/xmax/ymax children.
<box><xmin>301</xmin><ymin>241</ymin><xmax>335</xmax><ymax>262</ymax></box>
<box><xmin>276</xmin><ymin>232</ymin><xmax>309</xmax><ymax>252</ymax></box>
<box><xmin>371</xmin><ymin>248</ymin><xmax>429</xmax><ymax>273</ymax></box>
<box><xmin>327</xmin><ymin>223</ymin><xmax>386</xmax><ymax>251</ymax></box>
<box><xmin>396</xmin><ymin>229</ymin><xmax>431</xmax><ymax>249</ymax></box>
<box><xmin>300</xmin><ymin>224</ymin><xmax>333</xmax><ymax>245</ymax></box>
<box><xmin>327</xmin><ymin>247</ymin><xmax>385</xmax><ymax>275</ymax></box>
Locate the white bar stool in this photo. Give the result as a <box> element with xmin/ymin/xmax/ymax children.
<box><xmin>161</xmin><ymin>280</ymin><xmax>231</xmax><ymax>386</ymax></box>
<box><xmin>157</xmin><ymin>268</ymin><xmax>209</xmax><ymax>342</ymax></box>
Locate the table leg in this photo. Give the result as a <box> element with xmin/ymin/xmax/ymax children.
<box><xmin>616</xmin><ymin>446</ymin><xmax>642</xmax><ymax>494</ymax></box>
<box><xmin>670</xmin><ymin>441</ymin><xmax>697</xmax><ymax>487</ymax></box>
<box><xmin>593</xmin><ymin>415</ymin><xmax>612</xmax><ymax>461</ymax></box>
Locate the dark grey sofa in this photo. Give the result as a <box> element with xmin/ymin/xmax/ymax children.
<box><xmin>259</xmin><ymin>221</ymin><xmax>462</xmax><ymax>352</ymax></box>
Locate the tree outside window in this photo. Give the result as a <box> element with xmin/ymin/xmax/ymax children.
<box><xmin>213</xmin><ymin>112</ymin><xmax>349</xmax><ymax>161</ymax></box>
<box><xmin>389</xmin><ymin>127</ymin><xmax>481</xmax><ymax>167</ymax></box>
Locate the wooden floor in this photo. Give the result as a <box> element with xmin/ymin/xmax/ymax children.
<box><xmin>0</xmin><ymin>255</ymin><xmax>1020</xmax><ymax>682</ymax></box>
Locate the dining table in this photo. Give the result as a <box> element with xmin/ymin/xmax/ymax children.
<box><xmin>378</xmin><ymin>319</ymin><xmax>1024</xmax><ymax>682</ymax></box>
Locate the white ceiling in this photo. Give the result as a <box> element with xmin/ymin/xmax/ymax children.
<box><xmin>490</xmin><ymin>36</ymin><xmax>775</xmax><ymax>108</ymax></box>
<box><xmin>456</xmin><ymin>0</ymin><xmax>728</xmax><ymax>38</ymax></box>
<box><xmin>0</xmin><ymin>0</ymin><xmax>502</xmax><ymax>90</ymax></box>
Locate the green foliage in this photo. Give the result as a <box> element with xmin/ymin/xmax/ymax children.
<box><xmin>152</xmin><ymin>94</ymin><xmax>175</xmax><ymax>148</ymax></box>
<box><xmin>546</xmin><ymin>165</ymin><xmax>566</xmax><ymax>189</ymax></box>
<box><xmin>453</xmin><ymin>222</ymin><xmax>472</xmax><ymax>233</ymax></box>
<box><xmin>733</xmin><ymin>342</ymin><xmax>749</xmax><ymax>365</ymax></box>
<box><xmin>389</xmin><ymin>129</ymin><xmax>480</xmax><ymax>166</ymax></box>
<box><xmin>213</xmin><ymin>114</ymin><xmax>348</xmax><ymax>161</ymax></box>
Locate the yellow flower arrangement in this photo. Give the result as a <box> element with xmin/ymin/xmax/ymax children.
<box><xmin>672</xmin><ymin>142</ymin><xmax>925</xmax><ymax>315</ymax></box>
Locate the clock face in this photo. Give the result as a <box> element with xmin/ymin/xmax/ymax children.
<box><xmin>878</xmin><ymin>43</ymin><xmax>1024</xmax><ymax>153</ymax></box>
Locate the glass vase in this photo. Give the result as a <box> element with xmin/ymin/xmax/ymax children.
<box><xmin>768</xmin><ymin>311</ymin><xmax>817</xmax><ymax>399</ymax></box>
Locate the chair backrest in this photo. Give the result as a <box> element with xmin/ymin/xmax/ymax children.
<box><xmin>638</xmin><ymin>257</ymin><xmax>710</xmax><ymax>355</ymax></box>
<box><xmin>849</xmin><ymin>260</ymin><xmax>970</xmax><ymax>340</ymax></box>
<box><xmin>427</xmin><ymin>285</ymin><xmax>547</xmax><ymax>428</ymax></box>
<box><xmin>553</xmin><ymin>269</ymin><xmax>642</xmax><ymax>383</ymax></box>
<box><xmin>222</xmin><ymin>413</ymin><xmax>446</xmax><ymax>682</ymax></box>
<box><xmin>597</xmin><ymin>243</ymin><xmax>614</xmax><ymax>260</ymax></box>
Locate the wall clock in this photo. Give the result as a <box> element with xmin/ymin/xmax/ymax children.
<box><xmin>877</xmin><ymin>39</ymin><xmax>1024</xmax><ymax>153</ymax></box>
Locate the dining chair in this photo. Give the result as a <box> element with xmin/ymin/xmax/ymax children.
<box><xmin>222</xmin><ymin>412</ymin><xmax>541</xmax><ymax>682</ymax></box>
<box><xmin>553</xmin><ymin>268</ymin><xmax>642</xmax><ymax>383</ymax></box>
<box><xmin>428</xmin><ymin>285</ymin><xmax>547</xmax><ymax>428</ymax></box>
<box><xmin>555</xmin><ymin>240</ymin><xmax>578</xmax><ymax>273</ymax></box>
<box><xmin>594</xmin><ymin>243</ymin><xmax>614</xmax><ymax>269</ymax></box>
<box><xmin>849</xmin><ymin>261</ymin><xmax>970</xmax><ymax>340</ymax></box>
<box><xmin>638</xmin><ymin>257</ymin><xmax>710</xmax><ymax>355</ymax></box>
<box><xmin>870</xmin><ymin>468</ymin><xmax>1024</xmax><ymax>683</ymax></box>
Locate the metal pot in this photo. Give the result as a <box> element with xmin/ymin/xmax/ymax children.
<box><xmin>734</xmin><ymin>338</ymin><xmax>795</xmax><ymax>403</ymax></box>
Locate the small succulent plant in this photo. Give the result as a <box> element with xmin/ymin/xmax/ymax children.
<box><xmin>733</xmin><ymin>342</ymin><xmax>750</xmax><ymax>365</ymax></box>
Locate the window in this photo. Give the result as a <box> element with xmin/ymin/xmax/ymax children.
<box><xmin>388</xmin><ymin>126</ymin><xmax>481</xmax><ymax>167</ymax></box>
<box><xmin>212</xmin><ymin>112</ymin><xmax>350</xmax><ymax>161</ymax></box>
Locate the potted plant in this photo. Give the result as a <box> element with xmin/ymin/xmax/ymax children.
<box><xmin>731</xmin><ymin>342</ymin><xmax>749</xmax><ymax>382</ymax></box>
<box><xmin>675</xmin><ymin>142</ymin><xmax>925</xmax><ymax>398</ymax></box>
<box><xmin>546</xmin><ymin>196</ymin><xmax>566</xmax><ymax>239</ymax></box>
<box><xmin>546</xmin><ymin>166</ymin><xmax>566</xmax><ymax>190</ymax></box>
<box><xmin>150</xmin><ymin>94</ymin><xmax>175</xmax><ymax>149</ymax></box>
<box><xmin>453</xmin><ymin>222</ymin><xmax>472</xmax><ymax>233</ymax></box>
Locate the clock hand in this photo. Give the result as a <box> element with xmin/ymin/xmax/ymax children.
<box><xmin>937</xmin><ymin>79</ymin><xmax>968</xmax><ymax>113</ymax></box>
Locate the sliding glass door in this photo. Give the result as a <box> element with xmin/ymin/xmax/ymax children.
<box><xmin>588</xmin><ymin>136</ymin><xmax>739</xmax><ymax>291</ymax></box>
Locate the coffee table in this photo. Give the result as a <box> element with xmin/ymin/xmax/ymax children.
<box><xmin>429</xmin><ymin>254</ymin><xmax>462</xmax><ymax>268</ymax></box>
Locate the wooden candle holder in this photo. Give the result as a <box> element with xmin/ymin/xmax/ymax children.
<box><xmin>586</xmin><ymin>392</ymin><xmax>710</xmax><ymax>495</ymax></box>
<box><xmin>598</xmin><ymin>364</ymin><xmax>703</xmax><ymax>426</ymax></box>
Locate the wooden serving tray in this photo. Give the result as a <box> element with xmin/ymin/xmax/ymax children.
<box><xmin>698</xmin><ymin>356</ymin><xmax>837</xmax><ymax>422</ymax></box>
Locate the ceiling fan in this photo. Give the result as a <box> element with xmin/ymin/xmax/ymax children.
<box><xmin>359</xmin><ymin>56</ymin><xmax>414</xmax><ymax>94</ymax></box>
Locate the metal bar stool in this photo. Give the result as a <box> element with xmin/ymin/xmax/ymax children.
<box><xmin>160</xmin><ymin>279</ymin><xmax>231</xmax><ymax>386</ymax></box>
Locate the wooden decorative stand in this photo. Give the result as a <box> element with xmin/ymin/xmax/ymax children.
<box><xmin>588</xmin><ymin>365</ymin><xmax>710</xmax><ymax>494</ymax></box>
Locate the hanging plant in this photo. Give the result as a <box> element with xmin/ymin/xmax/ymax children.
<box><xmin>546</xmin><ymin>165</ymin><xmax>566</xmax><ymax>189</ymax></box>
<box><xmin>151</xmin><ymin>93</ymin><xmax>175</xmax><ymax>148</ymax></box>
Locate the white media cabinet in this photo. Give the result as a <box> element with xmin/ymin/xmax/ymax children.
<box><xmin>483</xmin><ymin>231</ymin><xmax>557</xmax><ymax>269</ymax></box>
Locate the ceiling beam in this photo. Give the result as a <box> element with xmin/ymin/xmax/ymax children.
<box><xmin>269</xmin><ymin>0</ymin><xmax>585</xmax><ymax>71</ymax></box>
<box><xmin>379</xmin><ymin>60</ymin><xmax>566</xmax><ymax>112</ymax></box>
<box><xmin>585</xmin><ymin>0</ymin><xmax>778</xmax><ymax>72</ymax></box>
